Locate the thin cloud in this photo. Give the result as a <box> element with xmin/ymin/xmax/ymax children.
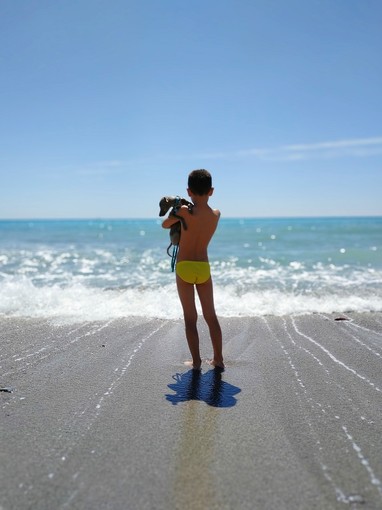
<box><xmin>198</xmin><ymin>136</ymin><xmax>382</xmax><ymax>162</ymax></box>
<box><xmin>282</xmin><ymin>137</ymin><xmax>382</xmax><ymax>152</ymax></box>
<box><xmin>48</xmin><ymin>137</ymin><xmax>382</xmax><ymax>176</ymax></box>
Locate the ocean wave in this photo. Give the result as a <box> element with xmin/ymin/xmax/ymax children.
<box><xmin>0</xmin><ymin>276</ymin><xmax>381</xmax><ymax>325</ymax></box>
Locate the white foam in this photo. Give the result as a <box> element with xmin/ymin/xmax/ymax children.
<box><xmin>0</xmin><ymin>276</ymin><xmax>381</xmax><ymax>325</ymax></box>
<box><xmin>0</xmin><ymin>277</ymin><xmax>181</xmax><ymax>324</ymax></box>
<box><xmin>215</xmin><ymin>287</ymin><xmax>382</xmax><ymax>317</ymax></box>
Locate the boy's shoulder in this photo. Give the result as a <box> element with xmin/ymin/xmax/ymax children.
<box><xmin>207</xmin><ymin>206</ymin><xmax>221</xmax><ymax>220</ymax></box>
<box><xmin>179</xmin><ymin>204</ymin><xmax>220</xmax><ymax>217</ymax></box>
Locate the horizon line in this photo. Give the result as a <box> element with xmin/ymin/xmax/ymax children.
<box><xmin>1</xmin><ymin>214</ymin><xmax>381</xmax><ymax>222</ymax></box>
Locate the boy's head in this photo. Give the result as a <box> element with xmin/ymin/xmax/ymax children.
<box><xmin>188</xmin><ymin>169</ymin><xmax>213</xmax><ymax>196</ymax></box>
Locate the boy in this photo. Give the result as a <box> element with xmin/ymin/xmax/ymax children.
<box><xmin>162</xmin><ymin>169</ymin><xmax>224</xmax><ymax>371</ymax></box>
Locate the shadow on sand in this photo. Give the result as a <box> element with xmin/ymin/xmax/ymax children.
<box><xmin>166</xmin><ymin>369</ymin><xmax>241</xmax><ymax>408</ymax></box>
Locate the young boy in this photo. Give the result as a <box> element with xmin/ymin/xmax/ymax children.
<box><xmin>162</xmin><ymin>169</ymin><xmax>224</xmax><ymax>371</ymax></box>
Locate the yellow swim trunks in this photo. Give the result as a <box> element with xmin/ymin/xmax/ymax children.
<box><xmin>176</xmin><ymin>261</ymin><xmax>211</xmax><ymax>284</ymax></box>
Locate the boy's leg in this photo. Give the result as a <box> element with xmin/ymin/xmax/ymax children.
<box><xmin>176</xmin><ymin>275</ymin><xmax>201</xmax><ymax>369</ymax></box>
<box><xmin>196</xmin><ymin>278</ymin><xmax>224</xmax><ymax>368</ymax></box>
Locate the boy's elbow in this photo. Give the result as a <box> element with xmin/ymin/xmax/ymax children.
<box><xmin>162</xmin><ymin>214</ymin><xmax>180</xmax><ymax>229</ymax></box>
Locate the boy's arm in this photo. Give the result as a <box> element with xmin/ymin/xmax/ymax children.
<box><xmin>162</xmin><ymin>215</ymin><xmax>179</xmax><ymax>229</ymax></box>
<box><xmin>161</xmin><ymin>206</ymin><xmax>188</xmax><ymax>229</ymax></box>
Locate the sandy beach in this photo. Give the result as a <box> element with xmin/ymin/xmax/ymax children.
<box><xmin>1</xmin><ymin>313</ymin><xmax>382</xmax><ymax>509</ymax></box>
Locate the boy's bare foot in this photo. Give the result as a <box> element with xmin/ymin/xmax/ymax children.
<box><xmin>184</xmin><ymin>360</ymin><xmax>202</xmax><ymax>371</ymax></box>
<box><xmin>207</xmin><ymin>359</ymin><xmax>225</xmax><ymax>371</ymax></box>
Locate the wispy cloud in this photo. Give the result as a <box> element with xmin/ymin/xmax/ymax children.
<box><xmin>48</xmin><ymin>137</ymin><xmax>382</xmax><ymax>177</ymax></box>
<box><xmin>198</xmin><ymin>136</ymin><xmax>382</xmax><ymax>162</ymax></box>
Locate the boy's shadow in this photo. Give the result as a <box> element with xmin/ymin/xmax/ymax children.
<box><xmin>166</xmin><ymin>369</ymin><xmax>241</xmax><ymax>408</ymax></box>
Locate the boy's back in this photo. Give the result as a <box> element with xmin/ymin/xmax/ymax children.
<box><xmin>176</xmin><ymin>203</ymin><xmax>220</xmax><ymax>262</ymax></box>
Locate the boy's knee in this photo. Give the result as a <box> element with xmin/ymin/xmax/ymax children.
<box><xmin>184</xmin><ymin>314</ymin><xmax>197</xmax><ymax>329</ymax></box>
<box><xmin>203</xmin><ymin>311</ymin><xmax>218</xmax><ymax>326</ymax></box>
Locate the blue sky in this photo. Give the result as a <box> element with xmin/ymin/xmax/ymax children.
<box><xmin>1</xmin><ymin>0</ymin><xmax>381</xmax><ymax>218</ymax></box>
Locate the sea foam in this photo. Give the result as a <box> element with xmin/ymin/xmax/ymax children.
<box><xmin>1</xmin><ymin>275</ymin><xmax>381</xmax><ymax>325</ymax></box>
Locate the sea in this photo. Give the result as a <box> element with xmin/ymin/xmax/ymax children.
<box><xmin>0</xmin><ymin>217</ymin><xmax>381</xmax><ymax>324</ymax></box>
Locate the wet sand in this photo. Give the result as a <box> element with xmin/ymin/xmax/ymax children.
<box><xmin>1</xmin><ymin>313</ymin><xmax>382</xmax><ymax>509</ymax></box>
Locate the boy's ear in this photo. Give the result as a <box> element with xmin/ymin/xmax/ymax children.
<box><xmin>209</xmin><ymin>187</ymin><xmax>214</xmax><ymax>196</ymax></box>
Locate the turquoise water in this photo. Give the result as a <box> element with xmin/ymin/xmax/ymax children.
<box><xmin>0</xmin><ymin>217</ymin><xmax>381</xmax><ymax>322</ymax></box>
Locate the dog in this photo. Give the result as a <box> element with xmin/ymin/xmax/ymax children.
<box><xmin>159</xmin><ymin>196</ymin><xmax>193</xmax><ymax>256</ymax></box>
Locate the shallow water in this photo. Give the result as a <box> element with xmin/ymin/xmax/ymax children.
<box><xmin>0</xmin><ymin>217</ymin><xmax>381</xmax><ymax>322</ymax></box>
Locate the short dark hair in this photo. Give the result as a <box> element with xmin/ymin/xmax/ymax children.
<box><xmin>188</xmin><ymin>169</ymin><xmax>212</xmax><ymax>196</ymax></box>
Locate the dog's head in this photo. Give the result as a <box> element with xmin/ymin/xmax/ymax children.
<box><xmin>159</xmin><ymin>196</ymin><xmax>193</xmax><ymax>216</ymax></box>
<box><xmin>159</xmin><ymin>196</ymin><xmax>177</xmax><ymax>216</ymax></box>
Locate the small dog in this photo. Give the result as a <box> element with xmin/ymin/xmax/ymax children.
<box><xmin>159</xmin><ymin>196</ymin><xmax>193</xmax><ymax>256</ymax></box>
